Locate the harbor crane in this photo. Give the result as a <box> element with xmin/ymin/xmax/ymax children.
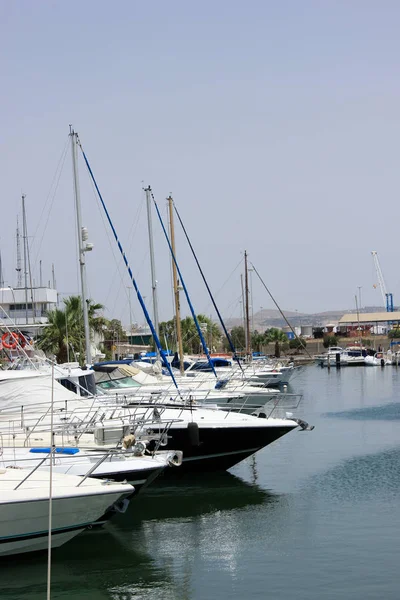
<box><xmin>371</xmin><ymin>250</ymin><xmax>394</xmax><ymax>312</ymax></box>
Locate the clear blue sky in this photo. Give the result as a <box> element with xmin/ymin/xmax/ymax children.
<box><xmin>1</xmin><ymin>0</ymin><xmax>400</xmax><ymax>325</ymax></box>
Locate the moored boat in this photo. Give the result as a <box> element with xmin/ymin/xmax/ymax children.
<box><xmin>0</xmin><ymin>467</ymin><xmax>133</xmax><ymax>556</ymax></box>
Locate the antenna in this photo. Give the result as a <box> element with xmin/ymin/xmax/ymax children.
<box><xmin>16</xmin><ymin>215</ymin><xmax>22</xmax><ymax>288</ymax></box>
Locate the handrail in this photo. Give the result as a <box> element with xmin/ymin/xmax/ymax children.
<box><xmin>14</xmin><ymin>452</ymin><xmax>52</xmax><ymax>489</ymax></box>
<box><xmin>76</xmin><ymin>452</ymin><xmax>110</xmax><ymax>487</ymax></box>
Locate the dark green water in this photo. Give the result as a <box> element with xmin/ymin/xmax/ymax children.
<box><xmin>3</xmin><ymin>365</ymin><xmax>400</xmax><ymax>599</ymax></box>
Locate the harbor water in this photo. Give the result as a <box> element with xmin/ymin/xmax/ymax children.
<box><xmin>3</xmin><ymin>364</ymin><xmax>400</xmax><ymax>599</ymax></box>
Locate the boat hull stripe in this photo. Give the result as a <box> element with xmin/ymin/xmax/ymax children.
<box><xmin>182</xmin><ymin>447</ymin><xmax>261</xmax><ymax>462</ymax></box>
<box><xmin>0</xmin><ymin>521</ymin><xmax>95</xmax><ymax>544</ymax></box>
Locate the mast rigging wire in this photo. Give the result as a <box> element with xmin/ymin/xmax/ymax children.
<box><xmin>151</xmin><ymin>192</ymin><xmax>217</xmax><ymax>378</ymax></box>
<box><xmin>250</xmin><ymin>262</ymin><xmax>312</xmax><ymax>359</ymax></box>
<box><xmin>173</xmin><ymin>202</ymin><xmax>244</xmax><ymax>373</ymax></box>
<box><xmin>32</xmin><ymin>139</ymin><xmax>69</xmax><ymax>271</ymax></box>
<box><xmin>86</xmin><ymin>173</ymin><xmax>143</xmax><ymax>323</ymax></box>
<box><xmin>77</xmin><ymin>136</ymin><xmax>180</xmax><ymax>392</ymax></box>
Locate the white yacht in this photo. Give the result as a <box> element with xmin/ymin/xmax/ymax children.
<box><xmin>0</xmin><ymin>447</ymin><xmax>182</xmax><ymax>494</ymax></box>
<box><xmin>364</xmin><ymin>351</ymin><xmax>392</xmax><ymax>366</ymax></box>
<box><xmin>91</xmin><ymin>363</ymin><xmax>298</xmax><ymax>413</ymax></box>
<box><xmin>0</xmin><ymin>369</ymin><xmax>309</xmax><ymax>474</ymax></box>
<box><xmin>0</xmin><ymin>467</ymin><xmax>133</xmax><ymax>556</ymax></box>
<box><xmin>315</xmin><ymin>347</ymin><xmax>344</xmax><ymax>366</ymax></box>
<box><xmin>0</xmin><ymin>370</ymin><xmax>183</xmax><ymax>491</ymax></box>
<box><xmin>181</xmin><ymin>357</ymin><xmax>295</xmax><ymax>387</ymax></box>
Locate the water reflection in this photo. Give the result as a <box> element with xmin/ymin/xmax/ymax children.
<box><xmin>107</xmin><ymin>471</ymin><xmax>286</xmax><ymax>597</ymax></box>
<box><xmin>249</xmin><ymin>454</ymin><xmax>259</xmax><ymax>484</ymax></box>
<box><xmin>0</xmin><ymin>525</ymin><xmax>173</xmax><ymax>600</ymax></box>
<box><xmin>114</xmin><ymin>470</ymin><xmax>272</xmax><ymax>523</ymax></box>
<box><xmin>7</xmin><ymin>366</ymin><xmax>400</xmax><ymax>600</ymax></box>
<box><xmin>0</xmin><ymin>472</ymin><xmax>279</xmax><ymax>600</ymax></box>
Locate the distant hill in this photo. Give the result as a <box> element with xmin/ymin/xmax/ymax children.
<box><xmin>224</xmin><ymin>306</ymin><xmax>387</xmax><ymax>330</ymax></box>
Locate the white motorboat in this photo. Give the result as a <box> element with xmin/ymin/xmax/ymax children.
<box><xmin>317</xmin><ymin>346</ymin><xmax>368</xmax><ymax>367</ymax></box>
<box><xmin>341</xmin><ymin>348</ymin><xmax>366</xmax><ymax>366</ymax></box>
<box><xmin>180</xmin><ymin>357</ymin><xmax>295</xmax><ymax>387</ymax></box>
<box><xmin>0</xmin><ymin>447</ymin><xmax>182</xmax><ymax>494</ymax></box>
<box><xmin>364</xmin><ymin>352</ymin><xmax>391</xmax><ymax>366</ymax></box>
<box><xmin>0</xmin><ymin>370</ymin><xmax>183</xmax><ymax>490</ymax></box>
<box><xmin>123</xmin><ymin>403</ymin><xmax>310</xmax><ymax>472</ymax></box>
<box><xmin>0</xmin><ymin>370</ymin><xmax>309</xmax><ymax>474</ymax></box>
<box><xmin>315</xmin><ymin>347</ymin><xmax>344</xmax><ymax>366</ymax></box>
<box><xmin>0</xmin><ymin>467</ymin><xmax>133</xmax><ymax>556</ymax></box>
<box><xmin>91</xmin><ymin>363</ymin><xmax>299</xmax><ymax>412</ymax></box>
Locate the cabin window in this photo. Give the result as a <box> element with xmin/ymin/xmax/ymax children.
<box><xmin>78</xmin><ymin>374</ymin><xmax>97</xmax><ymax>397</ymax></box>
<box><xmin>59</xmin><ymin>378</ymin><xmax>77</xmax><ymax>394</ymax></box>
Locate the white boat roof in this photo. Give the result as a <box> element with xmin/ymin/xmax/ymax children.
<box><xmin>0</xmin><ymin>372</ymin><xmax>87</xmax><ymax>413</ymax></box>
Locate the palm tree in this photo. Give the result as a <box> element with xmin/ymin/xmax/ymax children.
<box><xmin>88</xmin><ymin>301</ymin><xmax>107</xmax><ymax>334</ymax></box>
<box><xmin>252</xmin><ymin>330</ymin><xmax>266</xmax><ymax>353</ymax></box>
<box><xmin>264</xmin><ymin>328</ymin><xmax>288</xmax><ymax>358</ymax></box>
<box><xmin>63</xmin><ymin>296</ymin><xmax>106</xmax><ymax>335</ymax></box>
<box><xmin>224</xmin><ymin>326</ymin><xmax>246</xmax><ymax>351</ymax></box>
<box><xmin>37</xmin><ymin>295</ymin><xmax>105</xmax><ymax>364</ymax></box>
<box><xmin>179</xmin><ymin>315</ymin><xmax>221</xmax><ymax>353</ymax></box>
<box><xmin>37</xmin><ymin>307</ymin><xmax>75</xmax><ymax>363</ymax></box>
<box><xmin>159</xmin><ymin>315</ymin><xmax>221</xmax><ymax>354</ymax></box>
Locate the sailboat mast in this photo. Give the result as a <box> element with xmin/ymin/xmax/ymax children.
<box><xmin>168</xmin><ymin>195</ymin><xmax>184</xmax><ymax>374</ymax></box>
<box><xmin>22</xmin><ymin>195</ymin><xmax>29</xmax><ymax>324</ymax></box>
<box><xmin>16</xmin><ymin>216</ymin><xmax>22</xmax><ymax>288</ymax></box>
<box><xmin>0</xmin><ymin>249</ymin><xmax>3</xmax><ymax>288</ymax></box>
<box><xmin>22</xmin><ymin>199</ymin><xmax>37</xmax><ymax>323</ymax></box>
<box><xmin>70</xmin><ymin>128</ymin><xmax>92</xmax><ymax>365</ymax></box>
<box><xmin>241</xmin><ymin>273</ymin><xmax>247</xmax><ymax>350</ymax></box>
<box><xmin>244</xmin><ymin>250</ymin><xmax>251</xmax><ymax>357</ymax></box>
<box><xmin>145</xmin><ymin>186</ymin><xmax>159</xmax><ymax>339</ymax></box>
<box><xmin>355</xmin><ymin>294</ymin><xmax>362</xmax><ymax>349</ymax></box>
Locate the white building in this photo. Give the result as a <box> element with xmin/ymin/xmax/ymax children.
<box><xmin>0</xmin><ymin>286</ymin><xmax>58</xmax><ymax>336</ymax></box>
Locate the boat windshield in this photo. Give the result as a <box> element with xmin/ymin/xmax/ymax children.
<box><xmin>190</xmin><ymin>359</ymin><xmax>231</xmax><ymax>371</ymax></box>
<box><xmin>96</xmin><ymin>376</ymin><xmax>141</xmax><ymax>390</ymax></box>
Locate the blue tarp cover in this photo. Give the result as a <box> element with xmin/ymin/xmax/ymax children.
<box><xmin>29</xmin><ymin>448</ymin><xmax>80</xmax><ymax>455</ymax></box>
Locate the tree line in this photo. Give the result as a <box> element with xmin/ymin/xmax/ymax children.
<box><xmin>35</xmin><ymin>295</ymin><xmax>306</xmax><ymax>363</ymax></box>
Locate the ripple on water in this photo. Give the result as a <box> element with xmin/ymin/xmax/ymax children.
<box><xmin>308</xmin><ymin>446</ymin><xmax>400</xmax><ymax>503</ymax></box>
<box><xmin>325</xmin><ymin>402</ymin><xmax>400</xmax><ymax>421</ymax></box>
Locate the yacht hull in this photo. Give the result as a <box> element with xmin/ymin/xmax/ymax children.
<box><xmin>94</xmin><ymin>465</ymin><xmax>164</xmax><ymax>493</ymax></box>
<box><xmin>0</xmin><ymin>489</ymin><xmax>130</xmax><ymax>557</ymax></box>
<box><xmin>0</xmin><ymin>450</ymin><xmax>171</xmax><ymax>497</ymax></box>
<box><xmin>150</xmin><ymin>422</ymin><xmax>297</xmax><ymax>472</ymax></box>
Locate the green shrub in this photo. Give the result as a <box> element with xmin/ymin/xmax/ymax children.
<box><xmin>388</xmin><ymin>329</ymin><xmax>400</xmax><ymax>339</ymax></box>
<box><xmin>323</xmin><ymin>334</ymin><xmax>338</xmax><ymax>348</ymax></box>
<box><xmin>289</xmin><ymin>337</ymin><xmax>307</xmax><ymax>350</ymax></box>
